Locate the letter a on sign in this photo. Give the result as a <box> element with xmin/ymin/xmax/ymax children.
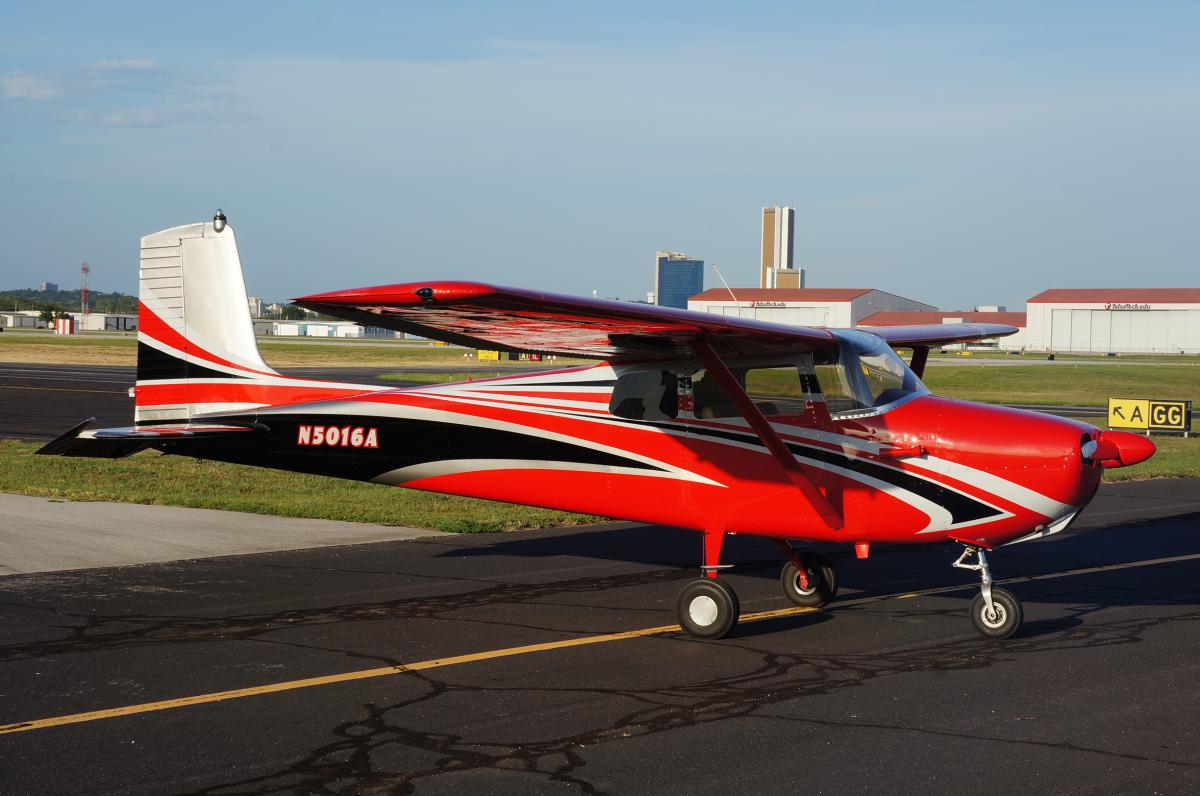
<box><xmin>1108</xmin><ymin>399</ymin><xmax>1150</xmax><ymax>430</ymax></box>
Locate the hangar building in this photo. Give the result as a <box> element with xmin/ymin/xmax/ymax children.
<box><xmin>688</xmin><ymin>288</ymin><xmax>935</xmax><ymax>327</ymax></box>
<box><xmin>1024</xmin><ymin>289</ymin><xmax>1200</xmax><ymax>354</ymax></box>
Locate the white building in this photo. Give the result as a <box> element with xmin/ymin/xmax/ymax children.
<box><xmin>271</xmin><ymin>321</ymin><xmax>375</xmax><ymax>338</ymax></box>
<box><xmin>688</xmin><ymin>288</ymin><xmax>935</xmax><ymax>328</ymax></box>
<box><xmin>70</xmin><ymin>312</ymin><xmax>137</xmax><ymax>332</ymax></box>
<box><xmin>0</xmin><ymin>311</ymin><xmax>45</xmax><ymax>328</ymax></box>
<box><xmin>1024</xmin><ymin>289</ymin><xmax>1200</xmax><ymax>354</ymax></box>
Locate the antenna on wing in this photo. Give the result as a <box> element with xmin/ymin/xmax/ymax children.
<box><xmin>711</xmin><ymin>262</ymin><xmax>743</xmax><ymax>308</ymax></box>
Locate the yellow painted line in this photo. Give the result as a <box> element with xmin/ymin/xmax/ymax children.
<box><xmin>4</xmin><ymin>550</ymin><xmax>1199</xmax><ymax>736</ymax></box>
<box><xmin>0</xmin><ymin>385</ymin><xmax>125</xmax><ymax>395</ymax></box>
<box><xmin>0</xmin><ymin>607</ymin><xmax>814</xmax><ymax>736</ymax></box>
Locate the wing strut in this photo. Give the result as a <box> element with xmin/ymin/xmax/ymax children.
<box><xmin>690</xmin><ymin>340</ymin><xmax>844</xmax><ymax>531</ymax></box>
<box><xmin>909</xmin><ymin>345</ymin><xmax>929</xmax><ymax>378</ymax></box>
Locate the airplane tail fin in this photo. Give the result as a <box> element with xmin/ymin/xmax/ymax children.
<box><xmin>135</xmin><ymin>213</ymin><xmax>280</xmax><ymax>423</ymax></box>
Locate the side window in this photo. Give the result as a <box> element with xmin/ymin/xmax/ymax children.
<box><xmin>691</xmin><ymin>356</ymin><xmax>817</xmax><ymax>418</ymax></box>
<box><xmin>609</xmin><ymin>370</ymin><xmax>678</xmax><ymax>420</ymax></box>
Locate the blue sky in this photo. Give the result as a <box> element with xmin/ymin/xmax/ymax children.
<box><xmin>2</xmin><ymin>2</ymin><xmax>1198</xmax><ymax>309</ymax></box>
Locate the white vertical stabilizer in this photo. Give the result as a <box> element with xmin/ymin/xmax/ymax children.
<box><xmin>136</xmin><ymin>218</ymin><xmax>277</xmax><ymax>423</ymax></box>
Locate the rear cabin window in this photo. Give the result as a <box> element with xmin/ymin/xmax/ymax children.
<box><xmin>691</xmin><ymin>358</ymin><xmax>818</xmax><ymax>419</ymax></box>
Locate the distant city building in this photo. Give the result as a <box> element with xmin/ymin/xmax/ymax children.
<box><xmin>247</xmin><ymin>296</ymin><xmax>263</xmax><ymax>318</ymax></box>
<box><xmin>654</xmin><ymin>250</ymin><xmax>704</xmax><ymax>310</ymax></box>
<box><xmin>38</xmin><ymin>281</ymin><xmax>59</xmax><ymax>292</ymax></box>
<box><xmin>760</xmin><ymin>207</ymin><xmax>803</xmax><ymax>289</ymax></box>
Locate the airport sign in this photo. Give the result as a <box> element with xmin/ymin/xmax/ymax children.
<box><xmin>1108</xmin><ymin>398</ymin><xmax>1192</xmax><ymax>435</ymax></box>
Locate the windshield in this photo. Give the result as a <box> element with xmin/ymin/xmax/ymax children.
<box><xmin>815</xmin><ymin>330</ymin><xmax>927</xmax><ymax>415</ymax></box>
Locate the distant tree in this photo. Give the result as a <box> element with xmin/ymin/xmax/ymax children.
<box><xmin>279</xmin><ymin>305</ymin><xmax>307</xmax><ymax>320</ymax></box>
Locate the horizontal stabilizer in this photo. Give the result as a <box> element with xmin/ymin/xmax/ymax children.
<box><xmin>37</xmin><ymin>419</ymin><xmax>262</xmax><ymax>459</ymax></box>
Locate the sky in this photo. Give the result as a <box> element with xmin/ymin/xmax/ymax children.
<box><xmin>2</xmin><ymin>2</ymin><xmax>1198</xmax><ymax>310</ymax></box>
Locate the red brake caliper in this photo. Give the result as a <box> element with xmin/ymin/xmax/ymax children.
<box><xmin>772</xmin><ymin>538</ymin><xmax>811</xmax><ymax>590</ymax></box>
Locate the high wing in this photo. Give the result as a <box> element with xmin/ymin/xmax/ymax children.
<box><xmin>295</xmin><ymin>281</ymin><xmax>837</xmax><ymax>360</ymax></box>
<box><xmin>860</xmin><ymin>323</ymin><xmax>1019</xmax><ymax>348</ymax></box>
<box><xmin>295</xmin><ymin>281</ymin><xmax>1019</xmax><ymax>360</ymax></box>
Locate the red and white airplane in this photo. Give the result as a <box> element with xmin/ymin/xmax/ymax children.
<box><xmin>41</xmin><ymin>213</ymin><xmax>1156</xmax><ymax>640</ymax></box>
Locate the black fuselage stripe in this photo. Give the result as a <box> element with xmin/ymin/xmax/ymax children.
<box><xmin>162</xmin><ymin>413</ymin><xmax>664</xmax><ymax>483</ymax></box>
<box><xmin>564</xmin><ymin>413</ymin><xmax>1000</xmax><ymax>525</ymax></box>
<box><xmin>137</xmin><ymin>341</ymin><xmax>250</xmax><ymax>383</ymax></box>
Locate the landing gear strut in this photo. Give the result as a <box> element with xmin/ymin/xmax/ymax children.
<box><xmin>953</xmin><ymin>546</ymin><xmax>1023</xmax><ymax>639</ymax></box>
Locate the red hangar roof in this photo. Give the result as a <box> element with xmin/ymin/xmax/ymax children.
<box><xmin>859</xmin><ymin>310</ymin><xmax>1027</xmax><ymax>328</ymax></box>
<box><xmin>689</xmin><ymin>288</ymin><xmax>874</xmax><ymax>302</ymax></box>
<box><xmin>1028</xmin><ymin>289</ymin><xmax>1200</xmax><ymax>304</ymax></box>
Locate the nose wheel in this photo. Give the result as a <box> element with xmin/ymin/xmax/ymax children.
<box><xmin>954</xmin><ymin>546</ymin><xmax>1023</xmax><ymax>639</ymax></box>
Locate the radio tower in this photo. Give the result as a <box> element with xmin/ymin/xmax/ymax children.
<box><xmin>80</xmin><ymin>261</ymin><xmax>90</xmax><ymax>329</ymax></box>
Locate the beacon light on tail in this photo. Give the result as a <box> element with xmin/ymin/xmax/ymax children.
<box><xmin>39</xmin><ymin>213</ymin><xmax>1157</xmax><ymax>641</ymax></box>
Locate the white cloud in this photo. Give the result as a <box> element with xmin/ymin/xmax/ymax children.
<box><xmin>93</xmin><ymin>59</ymin><xmax>158</xmax><ymax>71</ymax></box>
<box><xmin>1</xmin><ymin>72</ymin><xmax>59</xmax><ymax>100</ymax></box>
<box><xmin>101</xmin><ymin>107</ymin><xmax>159</xmax><ymax>126</ymax></box>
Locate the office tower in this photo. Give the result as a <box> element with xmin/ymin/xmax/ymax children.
<box><xmin>654</xmin><ymin>251</ymin><xmax>704</xmax><ymax>310</ymax></box>
<box><xmin>760</xmin><ymin>206</ymin><xmax>803</xmax><ymax>289</ymax></box>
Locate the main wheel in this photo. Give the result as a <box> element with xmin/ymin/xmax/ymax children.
<box><xmin>677</xmin><ymin>578</ymin><xmax>740</xmax><ymax>639</ymax></box>
<box><xmin>780</xmin><ymin>552</ymin><xmax>838</xmax><ymax>608</ymax></box>
<box><xmin>970</xmin><ymin>587</ymin><xmax>1022</xmax><ymax>639</ymax></box>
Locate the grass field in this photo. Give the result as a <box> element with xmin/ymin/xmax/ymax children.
<box><xmin>0</xmin><ymin>440</ymin><xmax>602</xmax><ymax>532</ymax></box>
<box><xmin>0</xmin><ymin>332</ymin><xmax>570</xmax><ymax>368</ymax></box>
<box><xmin>921</xmin><ymin>364</ymin><xmax>1199</xmax><ymax>406</ymax></box>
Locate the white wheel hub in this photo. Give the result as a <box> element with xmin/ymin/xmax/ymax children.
<box><xmin>689</xmin><ymin>595</ymin><xmax>719</xmax><ymax>626</ymax></box>
<box><xmin>981</xmin><ymin>602</ymin><xmax>1007</xmax><ymax>628</ymax></box>
<box><xmin>794</xmin><ymin>570</ymin><xmax>817</xmax><ymax>596</ymax></box>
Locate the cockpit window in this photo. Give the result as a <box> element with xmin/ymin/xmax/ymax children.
<box><xmin>815</xmin><ymin>330</ymin><xmax>927</xmax><ymax>415</ymax></box>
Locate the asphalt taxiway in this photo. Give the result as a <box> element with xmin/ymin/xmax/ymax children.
<box><xmin>0</xmin><ymin>362</ymin><xmax>523</xmax><ymax>441</ymax></box>
<box><xmin>1</xmin><ymin>480</ymin><xmax>1199</xmax><ymax>794</ymax></box>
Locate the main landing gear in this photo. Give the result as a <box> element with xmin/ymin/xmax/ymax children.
<box><xmin>675</xmin><ymin>532</ymin><xmax>840</xmax><ymax>639</ymax></box>
<box><xmin>953</xmin><ymin>546</ymin><xmax>1023</xmax><ymax>639</ymax></box>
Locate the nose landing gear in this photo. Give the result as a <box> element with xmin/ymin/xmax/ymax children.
<box><xmin>953</xmin><ymin>546</ymin><xmax>1023</xmax><ymax>639</ymax></box>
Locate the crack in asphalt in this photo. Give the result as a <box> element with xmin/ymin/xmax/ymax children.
<box><xmin>180</xmin><ymin>608</ymin><xmax>1200</xmax><ymax>795</ymax></box>
<box><xmin>0</xmin><ymin>567</ymin><xmax>694</xmax><ymax>662</ymax></box>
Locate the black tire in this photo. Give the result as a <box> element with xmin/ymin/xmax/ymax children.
<box><xmin>677</xmin><ymin>578</ymin><xmax>740</xmax><ymax>639</ymax></box>
<box><xmin>780</xmin><ymin>552</ymin><xmax>838</xmax><ymax>608</ymax></box>
<box><xmin>970</xmin><ymin>587</ymin><xmax>1023</xmax><ymax>639</ymax></box>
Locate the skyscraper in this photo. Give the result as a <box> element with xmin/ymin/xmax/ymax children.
<box><xmin>654</xmin><ymin>251</ymin><xmax>704</xmax><ymax>310</ymax></box>
<box><xmin>760</xmin><ymin>206</ymin><xmax>803</xmax><ymax>289</ymax></box>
